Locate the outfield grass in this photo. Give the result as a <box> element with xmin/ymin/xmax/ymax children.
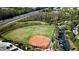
<box><xmin>2</xmin><ymin>25</ymin><xmax>55</xmax><ymax>45</ymax></box>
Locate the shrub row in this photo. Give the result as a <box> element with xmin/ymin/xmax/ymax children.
<box><xmin>0</xmin><ymin>21</ymin><xmax>48</xmax><ymax>34</ymax></box>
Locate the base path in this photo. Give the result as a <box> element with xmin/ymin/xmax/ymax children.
<box><xmin>29</xmin><ymin>35</ymin><xmax>50</xmax><ymax>49</ymax></box>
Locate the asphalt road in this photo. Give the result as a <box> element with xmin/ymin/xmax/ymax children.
<box><xmin>0</xmin><ymin>8</ymin><xmax>48</xmax><ymax>29</ymax></box>
<box><xmin>58</xmin><ymin>30</ymin><xmax>70</xmax><ymax>51</ymax></box>
<box><xmin>0</xmin><ymin>11</ymin><xmax>39</xmax><ymax>25</ymax></box>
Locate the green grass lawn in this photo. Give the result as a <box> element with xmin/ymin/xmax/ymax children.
<box><xmin>66</xmin><ymin>30</ymin><xmax>78</xmax><ymax>50</ymax></box>
<box><xmin>2</xmin><ymin>25</ymin><xmax>55</xmax><ymax>45</ymax></box>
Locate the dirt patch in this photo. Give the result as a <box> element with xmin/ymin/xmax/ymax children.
<box><xmin>29</xmin><ymin>35</ymin><xmax>50</xmax><ymax>49</ymax></box>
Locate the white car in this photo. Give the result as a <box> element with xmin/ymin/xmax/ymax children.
<box><xmin>73</xmin><ymin>27</ymin><xmax>78</xmax><ymax>35</ymax></box>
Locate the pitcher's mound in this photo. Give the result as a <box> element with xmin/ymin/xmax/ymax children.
<box><xmin>29</xmin><ymin>35</ymin><xmax>50</xmax><ymax>49</ymax></box>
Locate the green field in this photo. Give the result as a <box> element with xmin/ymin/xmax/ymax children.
<box><xmin>2</xmin><ymin>24</ymin><xmax>55</xmax><ymax>45</ymax></box>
